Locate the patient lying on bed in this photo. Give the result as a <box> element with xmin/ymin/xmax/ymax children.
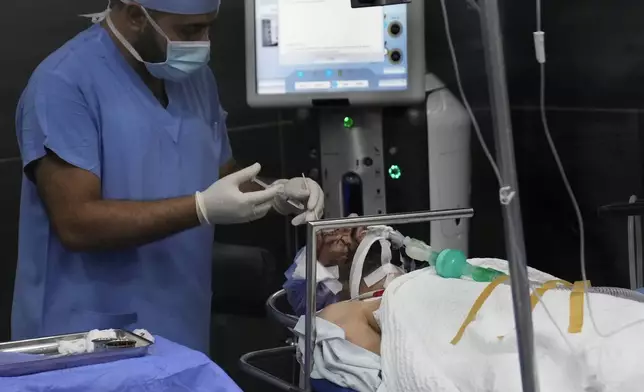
<box><xmin>294</xmin><ymin>227</ymin><xmax>644</xmax><ymax>392</ymax></box>
<box><xmin>286</xmin><ymin>225</ymin><xmax>408</xmax><ymax>358</ymax></box>
<box><xmin>316</xmin><ymin>235</ymin><xmax>395</xmax><ymax>356</ymax></box>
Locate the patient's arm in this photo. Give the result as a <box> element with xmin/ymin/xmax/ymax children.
<box><xmin>319</xmin><ymin>299</ymin><xmax>382</xmax><ymax>355</ymax></box>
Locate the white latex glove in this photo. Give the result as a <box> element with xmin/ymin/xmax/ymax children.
<box><xmin>272</xmin><ymin>177</ymin><xmax>324</xmax><ymax>226</ymax></box>
<box><xmin>195</xmin><ymin>163</ymin><xmax>281</xmax><ymax>225</ymax></box>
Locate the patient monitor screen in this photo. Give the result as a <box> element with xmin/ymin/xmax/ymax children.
<box><xmin>254</xmin><ymin>0</ymin><xmax>409</xmax><ymax>95</ymax></box>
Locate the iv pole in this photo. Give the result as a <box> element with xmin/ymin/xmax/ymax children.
<box><xmin>478</xmin><ymin>0</ymin><xmax>539</xmax><ymax>391</ymax></box>
<box><xmin>300</xmin><ymin>1</ymin><xmax>540</xmax><ymax>391</ymax></box>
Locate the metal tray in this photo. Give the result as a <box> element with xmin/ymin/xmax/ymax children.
<box><xmin>0</xmin><ymin>329</ymin><xmax>153</xmax><ymax>377</ymax></box>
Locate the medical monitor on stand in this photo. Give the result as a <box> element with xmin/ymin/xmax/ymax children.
<box><xmin>245</xmin><ymin>0</ymin><xmax>426</xmax><ymax>220</ymax></box>
<box><xmin>244</xmin><ymin>0</ymin><xmax>425</xmax><ymax>107</ymax></box>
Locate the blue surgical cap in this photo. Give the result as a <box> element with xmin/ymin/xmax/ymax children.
<box><xmin>135</xmin><ymin>0</ymin><xmax>221</xmax><ymax>14</ymax></box>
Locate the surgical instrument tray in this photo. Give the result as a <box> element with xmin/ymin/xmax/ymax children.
<box><xmin>0</xmin><ymin>329</ymin><xmax>153</xmax><ymax>377</ymax></box>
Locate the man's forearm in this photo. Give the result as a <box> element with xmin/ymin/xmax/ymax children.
<box><xmin>59</xmin><ymin>196</ymin><xmax>200</xmax><ymax>251</ymax></box>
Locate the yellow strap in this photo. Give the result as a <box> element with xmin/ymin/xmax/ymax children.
<box><xmin>451</xmin><ymin>275</ymin><xmax>509</xmax><ymax>345</ymax></box>
<box><xmin>530</xmin><ymin>280</ymin><xmax>573</xmax><ymax>310</ymax></box>
<box><xmin>569</xmin><ymin>280</ymin><xmax>590</xmax><ymax>333</ymax></box>
<box><xmin>497</xmin><ymin>279</ymin><xmax>573</xmax><ymax>341</ymax></box>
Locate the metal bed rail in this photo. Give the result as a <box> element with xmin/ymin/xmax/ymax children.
<box><xmin>240</xmin><ymin>290</ymin><xmax>303</xmax><ymax>391</ymax></box>
<box><xmin>240</xmin><ymin>346</ymin><xmax>303</xmax><ymax>392</ymax></box>
<box><xmin>266</xmin><ymin>289</ymin><xmax>298</xmax><ymax>330</ymax></box>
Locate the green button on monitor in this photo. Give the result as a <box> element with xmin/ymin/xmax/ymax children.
<box><xmin>388</xmin><ymin>165</ymin><xmax>402</xmax><ymax>180</ymax></box>
<box><xmin>343</xmin><ymin>116</ymin><xmax>354</xmax><ymax>129</ymax></box>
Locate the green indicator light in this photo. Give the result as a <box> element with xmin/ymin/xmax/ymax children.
<box><xmin>388</xmin><ymin>165</ymin><xmax>402</xmax><ymax>180</ymax></box>
<box><xmin>343</xmin><ymin>116</ymin><xmax>354</xmax><ymax>129</ymax></box>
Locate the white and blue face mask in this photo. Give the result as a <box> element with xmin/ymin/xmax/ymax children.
<box><xmin>105</xmin><ymin>6</ymin><xmax>211</xmax><ymax>82</ymax></box>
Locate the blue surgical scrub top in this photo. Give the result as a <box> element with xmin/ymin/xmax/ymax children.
<box><xmin>12</xmin><ymin>24</ymin><xmax>232</xmax><ymax>354</ymax></box>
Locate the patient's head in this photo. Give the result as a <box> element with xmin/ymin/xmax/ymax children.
<box><xmin>316</xmin><ymin>227</ymin><xmax>368</xmax><ymax>267</ymax></box>
<box><xmin>285</xmin><ymin>226</ymin><xmax>401</xmax><ymax>316</ymax></box>
<box><xmin>311</xmin><ymin>226</ymin><xmax>404</xmax><ymax>302</ymax></box>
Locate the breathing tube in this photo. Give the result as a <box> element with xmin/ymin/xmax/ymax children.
<box><xmin>403</xmin><ymin>237</ymin><xmax>506</xmax><ymax>282</ymax></box>
<box><xmin>353</xmin><ymin>226</ymin><xmax>505</xmax><ymax>287</ymax></box>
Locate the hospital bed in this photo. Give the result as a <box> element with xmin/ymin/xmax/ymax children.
<box><xmin>240</xmin><ymin>209</ymin><xmax>644</xmax><ymax>392</ymax></box>
<box><xmin>239</xmin><ymin>208</ymin><xmax>474</xmax><ymax>392</ymax></box>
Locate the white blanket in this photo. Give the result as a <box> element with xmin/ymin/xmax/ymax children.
<box><xmin>379</xmin><ymin>259</ymin><xmax>644</xmax><ymax>392</ymax></box>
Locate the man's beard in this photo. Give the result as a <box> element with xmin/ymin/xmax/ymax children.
<box><xmin>132</xmin><ymin>24</ymin><xmax>166</xmax><ymax>64</ymax></box>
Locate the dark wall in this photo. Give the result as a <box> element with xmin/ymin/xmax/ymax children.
<box><xmin>0</xmin><ymin>0</ymin><xmax>642</xmax><ymax>357</ymax></box>
<box><xmin>500</xmin><ymin>0</ymin><xmax>644</xmax><ymax>285</ymax></box>
<box><xmin>424</xmin><ymin>0</ymin><xmax>644</xmax><ymax>285</ymax></box>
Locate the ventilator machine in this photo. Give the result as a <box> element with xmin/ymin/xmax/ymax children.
<box><xmin>245</xmin><ymin>0</ymin><xmax>471</xmax><ymax>255</ymax></box>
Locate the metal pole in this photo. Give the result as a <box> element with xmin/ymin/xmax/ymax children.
<box><xmin>303</xmin><ymin>208</ymin><xmax>474</xmax><ymax>391</ymax></box>
<box><xmin>303</xmin><ymin>222</ymin><xmax>317</xmax><ymax>392</ymax></box>
<box><xmin>628</xmin><ymin>196</ymin><xmax>638</xmax><ymax>290</ymax></box>
<box><xmin>478</xmin><ymin>0</ymin><xmax>538</xmax><ymax>391</ymax></box>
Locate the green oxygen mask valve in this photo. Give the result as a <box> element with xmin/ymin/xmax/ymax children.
<box><xmin>433</xmin><ymin>249</ymin><xmax>506</xmax><ymax>282</ymax></box>
<box><xmin>403</xmin><ymin>238</ymin><xmax>506</xmax><ymax>283</ymax></box>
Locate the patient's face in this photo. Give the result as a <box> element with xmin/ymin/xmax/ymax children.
<box><xmin>316</xmin><ymin>227</ymin><xmax>367</xmax><ymax>267</ymax></box>
<box><xmin>316</xmin><ymin>226</ymin><xmax>404</xmax><ymax>299</ymax></box>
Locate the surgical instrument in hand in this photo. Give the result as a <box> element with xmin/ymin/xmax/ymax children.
<box><xmin>252</xmin><ymin>178</ymin><xmax>306</xmax><ymax>210</ymax></box>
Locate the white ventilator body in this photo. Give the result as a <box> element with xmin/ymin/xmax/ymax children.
<box><xmin>426</xmin><ymin>74</ymin><xmax>472</xmax><ymax>255</ymax></box>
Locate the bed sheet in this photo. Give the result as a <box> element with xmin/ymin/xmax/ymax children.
<box><xmin>379</xmin><ymin>263</ymin><xmax>644</xmax><ymax>392</ymax></box>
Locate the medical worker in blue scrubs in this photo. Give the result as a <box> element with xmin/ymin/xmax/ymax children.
<box><xmin>12</xmin><ymin>0</ymin><xmax>324</xmax><ymax>353</ymax></box>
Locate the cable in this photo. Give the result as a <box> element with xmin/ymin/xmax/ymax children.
<box><xmin>536</xmin><ymin>0</ymin><xmax>631</xmax><ymax>347</ymax></box>
<box><xmin>535</xmin><ymin>0</ymin><xmax>644</xmax><ymax>338</ymax></box>
<box><xmin>440</xmin><ymin>0</ymin><xmax>644</xmax><ymax>383</ymax></box>
<box><xmin>530</xmin><ymin>0</ymin><xmax>579</xmax><ymax>349</ymax></box>
<box><xmin>440</xmin><ymin>0</ymin><xmax>575</xmax><ymax>355</ymax></box>
<box><xmin>536</xmin><ymin>0</ymin><xmax>542</xmax><ymax>33</ymax></box>
<box><xmin>438</xmin><ymin>0</ymin><xmax>503</xmax><ymax>188</ymax></box>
